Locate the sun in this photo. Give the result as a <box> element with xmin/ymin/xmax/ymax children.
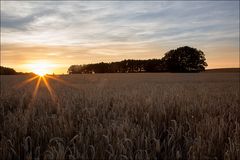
<box><xmin>34</xmin><ymin>69</ymin><xmax>46</xmax><ymax>76</ymax></box>
<box><xmin>31</xmin><ymin>64</ymin><xmax>48</xmax><ymax>76</ymax></box>
<box><xmin>26</xmin><ymin>61</ymin><xmax>53</xmax><ymax>76</ymax></box>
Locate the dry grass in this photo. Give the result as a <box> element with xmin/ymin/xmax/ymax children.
<box><xmin>0</xmin><ymin>73</ymin><xmax>239</xmax><ymax>160</ymax></box>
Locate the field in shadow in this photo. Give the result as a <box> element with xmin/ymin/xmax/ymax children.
<box><xmin>0</xmin><ymin>73</ymin><xmax>239</xmax><ymax>159</ymax></box>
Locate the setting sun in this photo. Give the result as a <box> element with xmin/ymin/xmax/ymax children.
<box><xmin>25</xmin><ymin>61</ymin><xmax>56</xmax><ymax>76</ymax></box>
<box><xmin>34</xmin><ymin>69</ymin><xmax>46</xmax><ymax>76</ymax></box>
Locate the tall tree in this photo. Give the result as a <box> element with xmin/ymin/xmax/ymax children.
<box><xmin>162</xmin><ymin>46</ymin><xmax>207</xmax><ymax>72</ymax></box>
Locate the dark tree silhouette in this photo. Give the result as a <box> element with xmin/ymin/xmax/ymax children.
<box><xmin>68</xmin><ymin>46</ymin><xmax>207</xmax><ymax>74</ymax></box>
<box><xmin>144</xmin><ymin>59</ymin><xmax>164</xmax><ymax>72</ymax></box>
<box><xmin>0</xmin><ymin>66</ymin><xmax>17</xmax><ymax>75</ymax></box>
<box><xmin>162</xmin><ymin>46</ymin><xmax>208</xmax><ymax>72</ymax></box>
<box><xmin>0</xmin><ymin>66</ymin><xmax>36</xmax><ymax>75</ymax></box>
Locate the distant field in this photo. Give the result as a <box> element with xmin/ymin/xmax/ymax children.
<box><xmin>0</xmin><ymin>73</ymin><xmax>239</xmax><ymax>159</ymax></box>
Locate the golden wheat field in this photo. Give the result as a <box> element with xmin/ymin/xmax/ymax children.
<box><xmin>0</xmin><ymin>73</ymin><xmax>239</xmax><ymax>160</ymax></box>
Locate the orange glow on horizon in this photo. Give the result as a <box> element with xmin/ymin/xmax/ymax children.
<box><xmin>24</xmin><ymin>61</ymin><xmax>58</xmax><ymax>75</ymax></box>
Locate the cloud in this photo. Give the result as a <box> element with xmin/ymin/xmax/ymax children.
<box><xmin>2</xmin><ymin>1</ymin><xmax>238</xmax><ymax>45</ymax></box>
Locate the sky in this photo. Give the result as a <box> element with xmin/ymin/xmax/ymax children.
<box><xmin>1</xmin><ymin>1</ymin><xmax>239</xmax><ymax>74</ymax></box>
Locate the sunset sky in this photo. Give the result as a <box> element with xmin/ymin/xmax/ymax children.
<box><xmin>1</xmin><ymin>1</ymin><xmax>239</xmax><ymax>74</ymax></box>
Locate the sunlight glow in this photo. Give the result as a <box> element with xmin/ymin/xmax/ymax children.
<box><xmin>32</xmin><ymin>77</ymin><xmax>42</xmax><ymax>99</ymax></box>
<box><xmin>15</xmin><ymin>74</ymin><xmax>77</xmax><ymax>107</ymax></box>
<box><xmin>14</xmin><ymin>75</ymin><xmax>39</xmax><ymax>89</ymax></box>
<box><xmin>25</xmin><ymin>61</ymin><xmax>56</xmax><ymax>76</ymax></box>
<box><xmin>35</xmin><ymin>70</ymin><xmax>46</xmax><ymax>76</ymax></box>
<box><xmin>42</xmin><ymin>76</ymin><xmax>57</xmax><ymax>102</ymax></box>
<box><xmin>45</xmin><ymin>75</ymin><xmax>78</xmax><ymax>89</ymax></box>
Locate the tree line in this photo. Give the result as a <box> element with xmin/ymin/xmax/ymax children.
<box><xmin>0</xmin><ymin>66</ymin><xmax>18</xmax><ymax>75</ymax></box>
<box><xmin>0</xmin><ymin>66</ymin><xmax>34</xmax><ymax>75</ymax></box>
<box><xmin>68</xmin><ymin>46</ymin><xmax>208</xmax><ymax>74</ymax></box>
